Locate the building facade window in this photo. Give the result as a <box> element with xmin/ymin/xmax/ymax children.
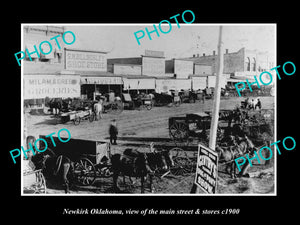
<box><xmin>245</xmin><ymin>57</ymin><xmax>250</xmax><ymax>71</ymax></box>
<box><xmin>252</xmin><ymin>57</ymin><xmax>256</xmax><ymax>71</ymax></box>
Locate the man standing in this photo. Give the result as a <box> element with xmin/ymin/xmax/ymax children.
<box><xmin>255</xmin><ymin>98</ymin><xmax>262</xmax><ymax>110</ymax></box>
<box><xmin>109</xmin><ymin>119</ymin><xmax>118</xmax><ymax>145</ymax></box>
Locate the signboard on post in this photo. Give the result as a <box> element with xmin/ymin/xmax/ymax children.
<box><xmin>195</xmin><ymin>143</ymin><xmax>218</xmax><ymax>194</ymax></box>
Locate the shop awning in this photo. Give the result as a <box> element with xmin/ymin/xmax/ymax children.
<box><xmin>123</xmin><ymin>77</ymin><xmax>155</xmax><ymax>90</ymax></box>
<box><xmin>227</xmin><ymin>77</ymin><xmax>255</xmax><ymax>83</ymax></box>
<box><xmin>155</xmin><ymin>79</ymin><xmax>191</xmax><ymax>92</ymax></box>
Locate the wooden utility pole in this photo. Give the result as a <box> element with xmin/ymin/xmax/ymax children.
<box><xmin>209</xmin><ymin>26</ymin><xmax>224</xmax><ymax>150</ymax></box>
<box><xmin>191</xmin><ymin>26</ymin><xmax>224</xmax><ymax>194</ymax></box>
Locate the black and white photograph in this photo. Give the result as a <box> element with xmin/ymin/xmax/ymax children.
<box><xmin>21</xmin><ymin>24</ymin><xmax>276</xmax><ymax>195</ymax></box>
<box><xmin>4</xmin><ymin>5</ymin><xmax>298</xmax><ymax>220</ymax></box>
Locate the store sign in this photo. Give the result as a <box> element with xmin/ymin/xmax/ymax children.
<box><xmin>80</xmin><ymin>76</ymin><xmax>122</xmax><ymax>85</ymax></box>
<box><xmin>145</xmin><ymin>49</ymin><xmax>164</xmax><ymax>58</ymax></box>
<box><xmin>114</xmin><ymin>64</ymin><xmax>141</xmax><ymax>75</ymax></box>
<box><xmin>23</xmin><ymin>75</ymin><xmax>80</xmax><ymax>99</ymax></box>
<box><xmin>123</xmin><ymin>78</ymin><xmax>155</xmax><ymax>90</ymax></box>
<box><xmin>195</xmin><ymin>144</ymin><xmax>218</xmax><ymax>194</ymax></box>
<box><xmin>65</xmin><ymin>49</ymin><xmax>107</xmax><ymax>71</ymax></box>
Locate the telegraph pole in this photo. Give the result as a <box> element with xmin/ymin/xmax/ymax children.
<box><xmin>209</xmin><ymin>26</ymin><xmax>224</xmax><ymax>150</ymax></box>
<box><xmin>191</xmin><ymin>26</ymin><xmax>224</xmax><ymax>194</ymax></box>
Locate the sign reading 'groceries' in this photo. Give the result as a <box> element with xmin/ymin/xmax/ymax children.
<box><xmin>23</xmin><ymin>75</ymin><xmax>80</xmax><ymax>99</ymax></box>
<box><xmin>65</xmin><ymin>49</ymin><xmax>107</xmax><ymax>71</ymax></box>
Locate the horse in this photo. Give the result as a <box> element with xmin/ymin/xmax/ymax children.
<box><xmin>216</xmin><ymin>134</ymin><xmax>255</xmax><ymax>178</ymax></box>
<box><xmin>111</xmin><ymin>147</ymin><xmax>174</xmax><ymax>193</ymax></box>
<box><xmin>152</xmin><ymin>92</ymin><xmax>173</xmax><ymax>106</ymax></box>
<box><xmin>93</xmin><ymin>100</ymin><xmax>103</xmax><ymax>120</ymax></box>
<box><xmin>29</xmin><ymin>147</ymin><xmax>74</xmax><ymax>193</ymax></box>
<box><xmin>45</xmin><ymin>98</ymin><xmax>62</xmax><ymax>115</ymax></box>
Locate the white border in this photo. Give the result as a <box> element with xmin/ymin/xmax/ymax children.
<box><xmin>21</xmin><ymin>23</ymin><xmax>277</xmax><ymax>196</ymax></box>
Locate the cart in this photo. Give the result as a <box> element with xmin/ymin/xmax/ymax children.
<box><xmin>103</xmin><ymin>100</ymin><xmax>123</xmax><ymax>115</ymax></box>
<box><xmin>122</xmin><ymin>93</ymin><xmax>135</xmax><ymax>110</ymax></box>
<box><xmin>60</xmin><ymin>108</ymin><xmax>95</xmax><ymax>125</ymax></box>
<box><xmin>23</xmin><ymin>159</ymin><xmax>47</xmax><ymax>194</ymax></box>
<box><xmin>140</xmin><ymin>96</ymin><xmax>153</xmax><ymax>110</ymax></box>
<box><xmin>39</xmin><ymin>136</ymin><xmax>112</xmax><ymax>187</ymax></box>
<box><xmin>169</xmin><ymin>110</ymin><xmax>231</xmax><ymax>143</ymax></box>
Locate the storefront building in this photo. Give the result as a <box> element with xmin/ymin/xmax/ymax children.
<box><xmin>23</xmin><ymin>26</ymin><xmax>82</xmax><ymax>108</ymax></box>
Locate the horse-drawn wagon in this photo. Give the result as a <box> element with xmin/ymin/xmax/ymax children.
<box><xmin>178</xmin><ymin>90</ymin><xmax>197</xmax><ymax>103</ymax></box>
<box><xmin>60</xmin><ymin>109</ymin><xmax>95</xmax><ymax>125</ymax></box>
<box><xmin>168</xmin><ymin>110</ymin><xmax>235</xmax><ymax>144</ymax></box>
<box><xmin>32</xmin><ymin>136</ymin><xmax>112</xmax><ymax>191</ymax></box>
<box><xmin>30</xmin><ymin>135</ymin><xmax>175</xmax><ymax>193</ymax></box>
<box><xmin>102</xmin><ymin>100</ymin><xmax>123</xmax><ymax>114</ymax></box>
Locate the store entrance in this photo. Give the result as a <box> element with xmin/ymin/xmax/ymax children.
<box><xmin>81</xmin><ymin>84</ymin><xmax>123</xmax><ymax>100</ymax></box>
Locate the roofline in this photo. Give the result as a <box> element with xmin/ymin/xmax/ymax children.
<box><xmin>64</xmin><ymin>48</ymin><xmax>108</xmax><ymax>54</ymax></box>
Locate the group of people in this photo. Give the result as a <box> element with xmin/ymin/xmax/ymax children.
<box><xmin>242</xmin><ymin>97</ymin><xmax>262</xmax><ymax>110</ymax></box>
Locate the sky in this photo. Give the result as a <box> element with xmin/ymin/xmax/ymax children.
<box><xmin>65</xmin><ymin>24</ymin><xmax>276</xmax><ymax>59</ymax></box>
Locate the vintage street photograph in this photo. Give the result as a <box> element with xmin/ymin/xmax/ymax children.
<box><xmin>21</xmin><ymin>24</ymin><xmax>276</xmax><ymax>195</ymax></box>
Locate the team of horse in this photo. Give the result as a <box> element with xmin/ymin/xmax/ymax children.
<box><xmin>28</xmin><ymin>132</ymin><xmax>257</xmax><ymax>193</ymax></box>
<box><xmin>29</xmin><ymin>140</ymin><xmax>174</xmax><ymax>194</ymax></box>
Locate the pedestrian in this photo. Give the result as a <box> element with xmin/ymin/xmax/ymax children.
<box><xmin>249</xmin><ymin>99</ymin><xmax>255</xmax><ymax>110</ymax></box>
<box><xmin>109</xmin><ymin>119</ymin><xmax>118</xmax><ymax>145</ymax></box>
<box><xmin>255</xmin><ymin>98</ymin><xmax>262</xmax><ymax>110</ymax></box>
<box><xmin>198</xmin><ymin>89</ymin><xmax>205</xmax><ymax>104</ymax></box>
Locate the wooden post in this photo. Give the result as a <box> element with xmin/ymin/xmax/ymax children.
<box><xmin>208</xmin><ymin>26</ymin><xmax>224</xmax><ymax>150</ymax></box>
<box><xmin>191</xmin><ymin>26</ymin><xmax>224</xmax><ymax>194</ymax></box>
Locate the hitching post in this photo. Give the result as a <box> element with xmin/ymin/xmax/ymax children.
<box><xmin>191</xmin><ymin>26</ymin><xmax>224</xmax><ymax>194</ymax></box>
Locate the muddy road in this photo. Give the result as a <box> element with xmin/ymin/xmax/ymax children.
<box><xmin>23</xmin><ymin>96</ymin><xmax>275</xmax><ymax>194</ymax></box>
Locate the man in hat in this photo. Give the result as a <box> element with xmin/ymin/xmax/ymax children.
<box><xmin>109</xmin><ymin>119</ymin><xmax>118</xmax><ymax>145</ymax></box>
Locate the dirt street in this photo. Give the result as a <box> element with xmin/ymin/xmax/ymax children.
<box><xmin>23</xmin><ymin>96</ymin><xmax>275</xmax><ymax>194</ymax></box>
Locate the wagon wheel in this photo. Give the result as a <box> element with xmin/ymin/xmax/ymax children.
<box><xmin>146</xmin><ymin>103</ymin><xmax>152</xmax><ymax>110</ymax></box>
<box><xmin>169</xmin><ymin>122</ymin><xmax>189</xmax><ymax>142</ymax></box>
<box><xmin>74</xmin><ymin>157</ymin><xmax>97</xmax><ymax>186</ymax></box>
<box><xmin>89</xmin><ymin>112</ymin><xmax>95</xmax><ymax>122</ymax></box>
<box><xmin>36</xmin><ymin>170</ymin><xmax>47</xmax><ymax>194</ymax></box>
<box><xmin>169</xmin><ymin>147</ymin><xmax>195</xmax><ymax>176</ymax></box>
<box><xmin>189</xmin><ymin>97</ymin><xmax>195</xmax><ymax>103</ymax></box>
<box><xmin>73</xmin><ymin>116</ymin><xmax>81</xmax><ymax>125</ymax></box>
<box><xmin>174</xmin><ymin>99</ymin><xmax>181</xmax><ymax>107</ymax></box>
<box><xmin>111</xmin><ymin>101</ymin><xmax>123</xmax><ymax>115</ymax></box>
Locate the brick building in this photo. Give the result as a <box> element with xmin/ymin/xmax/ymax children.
<box><xmin>180</xmin><ymin>47</ymin><xmax>274</xmax><ymax>78</ymax></box>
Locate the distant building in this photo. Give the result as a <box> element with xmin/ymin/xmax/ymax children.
<box><xmin>180</xmin><ymin>47</ymin><xmax>275</xmax><ymax>77</ymax></box>
<box><xmin>23</xmin><ymin>25</ymin><xmax>65</xmax><ymax>74</ymax></box>
<box><xmin>107</xmin><ymin>50</ymin><xmax>195</xmax><ymax>93</ymax></box>
<box><xmin>165</xmin><ymin>59</ymin><xmax>193</xmax><ymax>79</ymax></box>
